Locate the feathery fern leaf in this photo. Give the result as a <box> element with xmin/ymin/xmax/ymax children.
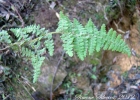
<box><xmin>108</xmin><ymin>31</ymin><xmax>117</xmax><ymax>50</ymax></box>
<box><xmin>36</xmin><ymin>48</ymin><xmax>46</xmax><ymax>56</ymax></box>
<box><xmin>0</xmin><ymin>30</ymin><xmax>11</xmax><ymax>43</ymax></box>
<box><xmin>22</xmin><ymin>24</ymin><xmax>38</xmax><ymax>33</ymax></box>
<box><xmin>57</xmin><ymin>12</ymin><xmax>131</xmax><ymax>59</ymax></box>
<box><xmin>73</xmin><ymin>19</ymin><xmax>86</xmax><ymax>34</ymax></box>
<box><xmin>88</xmin><ymin>29</ymin><xmax>99</xmax><ymax>55</ymax></box>
<box><xmin>83</xmin><ymin>36</ymin><xmax>89</xmax><ymax>57</ymax></box>
<box><xmin>0</xmin><ymin>12</ymin><xmax>131</xmax><ymax>83</ymax></box>
<box><xmin>99</xmin><ymin>24</ymin><xmax>107</xmax><ymax>47</ymax></box>
<box><xmin>61</xmin><ymin>33</ymin><xmax>74</xmax><ymax>57</ymax></box>
<box><xmin>74</xmin><ymin>35</ymin><xmax>85</xmax><ymax>60</ymax></box>
<box><xmin>31</xmin><ymin>56</ymin><xmax>45</xmax><ymax>83</ymax></box>
<box><xmin>21</xmin><ymin>47</ymin><xmax>34</xmax><ymax>57</ymax></box>
<box><xmin>103</xmin><ymin>28</ymin><xmax>114</xmax><ymax>50</ymax></box>
<box><xmin>88</xmin><ymin>35</ymin><xmax>96</xmax><ymax>55</ymax></box>
<box><xmin>85</xmin><ymin>18</ymin><xmax>94</xmax><ymax>34</ymax></box>
<box><xmin>10</xmin><ymin>28</ymin><xmax>29</xmax><ymax>41</ymax></box>
<box><xmin>44</xmin><ymin>34</ymin><xmax>54</xmax><ymax>56</ymax></box>
<box><xmin>56</xmin><ymin>12</ymin><xmax>72</xmax><ymax>33</ymax></box>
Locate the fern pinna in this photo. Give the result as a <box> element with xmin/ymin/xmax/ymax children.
<box><xmin>0</xmin><ymin>12</ymin><xmax>131</xmax><ymax>83</ymax></box>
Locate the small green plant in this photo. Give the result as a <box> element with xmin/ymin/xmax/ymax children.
<box><xmin>63</xmin><ymin>80</ymin><xmax>82</xmax><ymax>100</ymax></box>
<box><xmin>90</xmin><ymin>67</ymin><xmax>97</xmax><ymax>80</ymax></box>
<box><xmin>122</xmin><ymin>71</ymin><xmax>129</xmax><ymax>79</ymax></box>
<box><xmin>0</xmin><ymin>12</ymin><xmax>131</xmax><ymax>83</ymax></box>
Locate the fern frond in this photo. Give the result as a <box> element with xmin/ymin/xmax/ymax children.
<box><xmin>10</xmin><ymin>25</ymin><xmax>47</xmax><ymax>42</ymax></box>
<box><xmin>73</xmin><ymin>19</ymin><xmax>86</xmax><ymax>34</ymax></box>
<box><xmin>74</xmin><ymin>35</ymin><xmax>85</xmax><ymax>60</ymax></box>
<box><xmin>0</xmin><ymin>30</ymin><xmax>11</xmax><ymax>43</ymax></box>
<box><xmin>11</xmin><ymin>25</ymin><xmax>52</xmax><ymax>83</ymax></box>
<box><xmin>88</xmin><ymin>28</ymin><xmax>99</xmax><ymax>55</ymax></box>
<box><xmin>85</xmin><ymin>19</ymin><xmax>99</xmax><ymax>55</ymax></box>
<box><xmin>108</xmin><ymin>31</ymin><xmax>117</xmax><ymax>50</ymax></box>
<box><xmin>21</xmin><ymin>47</ymin><xmax>34</xmax><ymax>57</ymax></box>
<box><xmin>99</xmin><ymin>24</ymin><xmax>107</xmax><ymax>46</ymax></box>
<box><xmin>88</xmin><ymin>35</ymin><xmax>95</xmax><ymax>55</ymax></box>
<box><xmin>57</xmin><ymin>12</ymin><xmax>131</xmax><ymax>59</ymax></box>
<box><xmin>85</xmin><ymin>18</ymin><xmax>94</xmax><ymax>34</ymax></box>
<box><xmin>113</xmin><ymin>35</ymin><xmax>122</xmax><ymax>51</ymax></box>
<box><xmin>96</xmin><ymin>24</ymin><xmax>106</xmax><ymax>52</ymax></box>
<box><xmin>21</xmin><ymin>47</ymin><xmax>45</xmax><ymax>83</ymax></box>
<box><xmin>10</xmin><ymin>28</ymin><xmax>29</xmax><ymax>41</ymax></box>
<box><xmin>22</xmin><ymin>24</ymin><xmax>37</xmax><ymax>33</ymax></box>
<box><xmin>56</xmin><ymin>12</ymin><xmax>72</xmax><ymax>33</ymax></box>
<box><xmin>31</xmin><ymin>56</ymin><xmax>45</xmax><ymax>83</ymax></box>
<box><xmin>36</xmin><ymin>48</ymin><xmax>46</xmax><ymax>56</ymax></box>
<box><xmin>44</xmin><ymin>34</ymin><xmax>54</xmax><ymax>56</ymax></box>
<box><xmin>103</xmin><ymin>28</ymin><xmax>114</xmax><ymax>50</ymax></box>
<box><xmin>61</xmin><ymin>33</ymin><xmax>74</xmax><ymax>57</ymax></box>
<box><xmin>1</xmin><ymin>12</ymin><xmax>131</xmax><ymax>83</ymax></box>
<box><xmin>83</xmin><ymin>36</ymin><xmax>89</xmax><ymax>57</ymax></box>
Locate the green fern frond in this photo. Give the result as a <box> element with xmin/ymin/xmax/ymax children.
<box><xmin>10</xmin><ymin>25</ymin><xmax>47</xmax><ymax>42</ymax></box>
<box><xmin>10</xmin><ymin>25</ymin><xmax>53</xmax><ymax>83</ymax></box>
<box><xmin>88</xmin><ymin>35</ymin><xmax>95</xmax><ymax>55</ymax></box>
<box><xmin>113</xmin><ymin>35</ymin><xmax>122</xmax><ymax>51</ymax></box>
<box><xmin>21</xmin><ymin>47</ymin><xmax>34</xmax><ymax>57</ymax></box>
<box><xmin>73</xmin><ymin>19</ymin><xmax>86</xmax><ymax>34</ymax></box>
<box><xmin>20</xmin><ymin>24</ymin><xmax>45</xmax><ymax>36</ymax></box>
<box><xmin>44</xmin><ymin>34</ymin><xmax>54</xmax><ymax>56</ymax></box>
<box><xmin>22</xmin><ymin>24</ymin><xmax>37</xmax><ymax>33</ymax></box>
<box><xmin>56</xmin><ymin>12</ymin><xmax>72</xmax><ymax>33</ymax></box>
<box><xmin>96</xmin><ymin>24</ymin><xmax>106</xmax><ymax>52</ymax></box>
<box><xmin>57</xmin><ymin>12</ymin><xmax>131</xmax><ymax>59</ymax></box>
<box><xmin>0</xmin><ymin>12</ymin><xmax>131</xmax><ymax>83</ymax></box>
<box><xmin>103</xmin><ymin>28</ymin><xmax>114</xmax><ymax>50</ymax></box>
<box><xmin>85</xmin><ymin>18</ymin><xmax>94</xmax><ymax>34</ymax></box>
<box><xmin>99</xmin><ymin>24</ymin><xmax>107</xmax><ymax>46</ymax></box>
<box><xmin>108</xmin><ymin>31</ymin><xmax>117</xmax><ymax>50</ymax></box>
<box><xmin>88</xmin><ymin>28</ymin><xmax>99</xmax><ymax>55</ymax></box>
<box><xmin>31</xmin><ymin>56</ymin><xmax>45</xmax><ymax>83</ymax></box>
<box><xmin>21</xmin><ymin>46</ymin><xmax>45</xmax><ymax>83</ymax></box>
<box><xmin>61</xmin><ymin>33</ymin><xmax>74</xmax><ymax>57</ymax></box>
<box><xmin>74</xmin><ymin>35</ymin><xmax>85</xmax><ymax>60</ymax></box>
<box><xmin>83</xmin><ymin>36</ymin><xmax>89</xmax><ymax>57</ymax></box>
<box><xmin>85</xmin><ymin>20</ymin><xmax>99</xmax><ymax>55</ymax></box>
<box><xmin>10</xmin><ymin>28</ymin><xmax>29</xmax><ymax>41</ymax></box>
<box><xmin>0</xmin><ymin>30</ymin><xmax>11</xmax><ymax>43</ymax></box>
<box><xmin>36</xmin><ymin>48</ymin><xmax>46</xmax><ymax>56</ymax></box>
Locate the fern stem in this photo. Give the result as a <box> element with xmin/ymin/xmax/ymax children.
<box><xmin>0</xmin><ymin>42</ymin><xmax>21</xmax><ymax>51</ymax></box>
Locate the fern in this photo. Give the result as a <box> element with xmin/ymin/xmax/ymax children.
<box><xmin>0</xmin><ymin>30</ymin><xmax>11</xmax><ymax>44</ymax></box>
<box><xmin>56</xmin><ymin>13</ymin><xmax>72</xmax><ymax>32</ymax></box>
<box><xmin>85</xmin><ymin>18</ymin><xmax>94</xmax><ymax>34</ymax></box>
<box><xmin>74</xmin><ymin>35</ymin><xmax>85</xmax><ymax>60</ymax></box>
<box><xmin>73</xmin><ymin>19</ymin><xmax>86</xmax><ymax>34</ymax></box>
<box><xmin>5</xmin><ymin>25</ymin><xmax>50</xmax><ymax>83</ymax></box>
<box><xmin>61</xmin><ymin>33</ymin><xmax>74</xmax><ymax>57</ymax></box>
<box><xmin>58</xmin><ymin>12</ymin><xmax>131</xmax><ymax>58</ymax></box>
<box><xmin>21</xmin><ymin>47</ymin><xmax>34</xmax><ymax>57</ymax></box>
<box><xmin>44</xmin><ymin>34</ymin><xmax>54</xmax><ymax>56</ymax></box>
<box><xmin>31</xmin><ymin>55</ymin><xmax>45</xmax><ymax>83</ymax></box>
<box><xmin>0</xmin><ymin>12</ymin><xmax>131</xmax><ymax>83</ymax></box>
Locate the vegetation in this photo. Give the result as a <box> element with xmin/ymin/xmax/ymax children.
<box><xmin>0</xmin><ymin>12</ymin><xmax>131</xmax><ymax>83</ymax></box>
